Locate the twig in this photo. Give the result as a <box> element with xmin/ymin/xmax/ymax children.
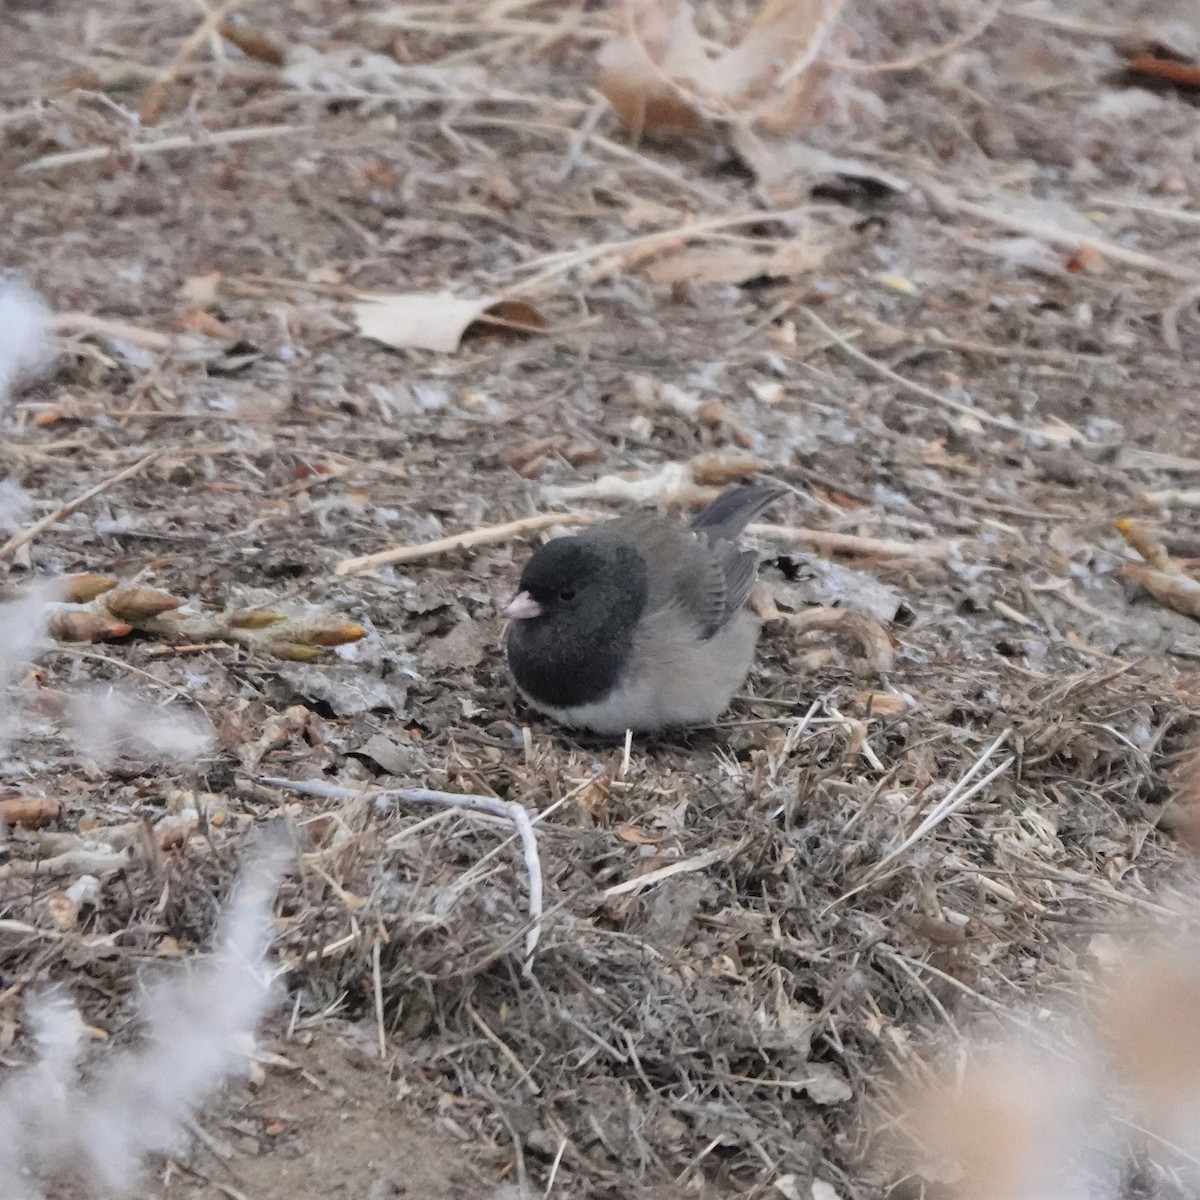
<box><xmin>801</xmin><ymin>307</ymin><xmax>1017</xmax><ymax>431</ymax></box>
<box><xmin>506</xmin><ymin>206</ymin><xmax>813</xmax><ymax>295</ymax></box>
<box><xmin>371</xmin><ymin>939</ymin><xmax>387</xmax><ymax>1060</ymax></box>
<box><xmin>600</xmin><ymin>842</ymin><xmax>743</xmax><ymax>900</ymax></box>
<box><xmin>922</xmin><ymin>182</ymin><xmax>1200</xmax><ymax>283</ymax></box>
<box><xmin>0</xmin><ymin>452</ymin><xmax>159</xmax><ymax>560</ymax></box>
<box><xmin>335</xmin><ymin>513</ymin><xmax>590</xmax><ymax>575</ymax></box>
<box><xmin>1089</xmin><ymin>198</ymin><xmax>1200</xmax><ymax>227</ymax></box>
<box><xmin>335</xmin><ymin>511</ymin><xmax>955</xmax><ymax>575</ymax></box>
<box><xmin>828</xmin><ymin>0</ymin><xmax>1002</xmax><ymax>74</ymax></box>
<box><xmin>465</xmin><ymin>1002</ymin><xmax>542</xmax><ymax>1095</ymax></box>
<box><xmin>259</xmin><ymin>776</ymin><xmax>543</xmax><ymax>977</ymax></box>
<box><xmin>52</xmin><ymin>313</ymin><xmax>174</xmax><ymax>351</ymax></box>
<box><xmin>1002</xmin><ymin>5</ymin><xmax>1128</xmax><ymax>38</ymax></box>
<box><xmin>140</xmin><ymin>0</ymin><xmax>251</xmax><ymax>124</ymax></box>
<box><xmin>747</xmin><ymin>522</ymin><xmax>956</xmax><ymax>561</ymax></box>
<box><xmin>827</xmin><ymin>729</ymin><xmax>1016</xmax><ymax>908</ymax></box>
<box><xmin>19</xmin><ymin>124</ymin><xmax>304</xmax><ymax>173</ymax></box>
<box><xmin>1142</xmin><ymin>488</ymin><xmax>1200</xmax><ymax>509</ymax></box>
<box><xmin>1161</xmin><ymin>282</ymin><xmax>1200</xmax><ymax>354</ymax></box>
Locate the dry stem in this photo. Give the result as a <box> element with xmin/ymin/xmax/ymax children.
<box><xmin>259</xmin><ymin>776</ymin><xmax>544</xmax><ymax>977</ymax></box>
<box><xmin>335</xmin><ymin>511</ymin><xmax>954</xmax><ymax>576</ymax></box>
<box><xmin>0</xmin><ymin>452</ymin><xmax>159</xmax><ymax>560</ymax></box>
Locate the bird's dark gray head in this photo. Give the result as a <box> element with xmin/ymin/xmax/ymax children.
<box><xmin>504</xmin><ymin>534</ymin><xmax>648</xmax><ymax>710</ymax></box>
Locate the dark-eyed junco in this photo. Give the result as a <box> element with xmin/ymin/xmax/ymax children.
<box><xmin>503</xmin><ymin>481</ymin><xmax>787</xmax><ymax>735</ymax></box>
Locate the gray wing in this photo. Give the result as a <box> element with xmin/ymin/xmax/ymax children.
<box><xmin>690</xmin><ymin>481</ymin><xmax>789</xmax><ymax>541</ymax></box>
<box><xmin>596</xmin><ymin>482</ymin><xmax>786</xmax><ymax>639</ymax></box>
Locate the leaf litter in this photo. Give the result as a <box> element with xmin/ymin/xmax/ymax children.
<box><xmin>2</xmin><ymin>0</ymin><xmax>1200</xmax><ymax>1198</ymax></box>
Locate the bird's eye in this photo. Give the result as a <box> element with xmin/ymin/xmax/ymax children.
<box><xmin>559</xmin><ymin>587</ymin><xmax>576</xmax><ymax>602</ymax></box>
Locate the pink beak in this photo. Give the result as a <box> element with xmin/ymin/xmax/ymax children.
<box><xmin>504</xmin><ymin>591</ymin><xmax>542</xmax><ymax>620</ymax></box>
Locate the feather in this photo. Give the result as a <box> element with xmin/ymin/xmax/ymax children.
<box><xmin>690</xmin><ymin>482</ymin><xmax>789</xmax><ymax>541</ymax></box>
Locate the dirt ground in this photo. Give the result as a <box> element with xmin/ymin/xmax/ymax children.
<box><xmin>4</xmin><ymin>1</ymin><xmax>1200</xmax><ymax>1198</ymax></box>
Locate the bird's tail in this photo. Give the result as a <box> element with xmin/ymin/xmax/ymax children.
<box><xmin>690</xmin><ymin>480</ymin><xmax>789</xmax><ymax>541</ymax></box>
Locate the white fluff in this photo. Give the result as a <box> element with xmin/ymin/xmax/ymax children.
<box><xmin>0</xmin><ymin>836</ymin><xmax>287</xmax><ymax>1197</ymax></box>
<box><xmin>0</xmin><ymin>280</ymin><xmax>55</xmax><ymax>408</ymax></box>
<box><xmin>0</xmin><ymin>585</ymin><xmax>51</xmax><ymax>751</ymax></box>
<box><xmin>0</xmin><ymin>479</ymin><xmax>31</xmax><ymax>535</ymax></box>
<box><xmin>68</xmin><ymin>685</ymin><xmax>214</xmax><ymax>766</ymax></box>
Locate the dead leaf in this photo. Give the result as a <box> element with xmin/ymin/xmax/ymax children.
<box><xmin>101</xmin><ymin>586</ymin><xmax>186</xmax><ymax>622</ymax></box>
<box><xmin>854</xmin><ymin>690</ymin><xmax>910</xmax><ymax>717</ymax></box>
<box><xmin>180</xmin><ymin>271</ymin><xmax>224</xmax><ymax>308</ymax></box>
<box><xmin>0</xmin><ymin>796</ymin><xmax>64</xmax><ymax>830</ymax></box>
<box><xmin>353</xmin><ymin>292</ymin><xmax>546</xmax><ymax>354</ymax></box>
<box><xmin>176</xmin><ymin>309</ymin><xmax>239</xmax><ymax>339</ymax></box>
<box><xmin>218</xmin><ymin>18</ymin><xmax>286</xmax><ymax>66</ymax></box>
<box><xmin>599</xmin><ymin>0</ymin><xmax>843</xmax><ymax>138</ymax></box>
<box><xmin>288</xmin><ymin>617</ymin><xmax>368</xmax><ymax>647</ymax></box>
<box><xmin>689</xmin><ymin>452</ymin><xmax>760</xmax><ymax>486</ymax></box>
<box><xmin>1117</xmin><ymin>518</ymin><xmax>1174</xmax><ymax>571</ymax></box>
<box><xmin>644</xmin><ymin>239</ymin><xmax>827</xmax><ymax>285</ymax></box>
<box><xmin>786</xmin><ymin>607</ymin><xmax>896</xmax><ymax>674</ymax></box>
<box><xmin>617</xmin><ymin>824</ymin><xmax>664</xmax><ymax>845</ymax></box>
<box><xmin>1123</xmin><ymin>52</ymin><xmax>1200</xmax><ymax>92</ymax></box>
<box><xmin>734</xmin><ymin>128</ymin><xmax>911</xmax><ymax>202</ymax></box>
<box><xmin>1117</xmin><ymin>518</ymin><xmax>1200</xmax><ymax>620</ymax></box>
<box><xmin>1126</xmin><ymin>564</ymin><xmax>1200</xmax><ymax>620</ymax></box>
<box><xmin>48</xmin><ymin>611</ymin><xmax>134</xmax><ymax>643</ymax></box>
<box><xmin>45</xmin><ymin>892</ymin><xmax>80</xmax><ymax>931</ymax></box>
<box><xmin>424</xmin><ymin>618</ymin><xmax>490</xmax><ymax>672</ymax></box>
<box><xmin>355</xmin><ymin>733</ymin><xmax>414</xmax><ymax>776</ymax></box>
<box><xmin>57</xmin><ymin>573</ymin><xmax>119</xmax><ymax>603</ymax></box>
<box><xmin>1065</xmin><ymin>243</ymin><xmax>1108</xmax><ymax>274</ymax></box>
<box><xmin>799</xmin><ymin>1062</ymin><xmax>853</xmax><ymax>1105</ymax></box>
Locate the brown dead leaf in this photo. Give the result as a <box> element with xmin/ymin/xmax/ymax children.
<box><xmin>577</xmin><ymin>779</ymin><xmax>612</xmax><ymax>824</ymax></box>
<box><xmin>176</xmin><ymin>309</ymin><xmax>239</xmax><ymax>340</ymax></box>
<box><xmin>1065</xmin><ymin>243</ymin><xmax>1108</xmax><ymax>274</ymax></box>
<box><xmin>267</xmin><ymin>641</ymin><xmax>324</xmax><ymax>662</ymax></box>
<box><xmin>787</xmin><ymin>607</ymin><xmax>896</xmax><ymax>674</ymax></box>
<box><xmin>599</xmin><ymin>0</ymin><xmax>842</xmax><ymax>138</ymax></box>
<box><xmin>644</xmin><ymin>239</ymin><xmax>827</xmax><ymax>285</ymax></box>
<box><xmin>228</xmin><ymin>609</ymin><xmax>287</xmax><ymax>629</ymax></box>
<box><xmin>48</xmin><ymin>611</ymin><xmax>134</xmax><ymax>643</ymax></box>
<box><xmin>155</xmin><ymin>810</ymin><xmax>199</xmax><ymax>851</ymax></box>
<box><xmin>1117</xmin><ymin>518</ymin><xmax>1200</xmax><ymax>620</ymax></box>
<box><xmin>0</xmin><ymin>796</ymin><xmax>64</xmax><ymax>830</ymax></box>
<box><xmin>58</xmin><ymin>573</ymin><xmax>118</xmax><ymax>603</ymax></box>
<box><xmin>854</xmin><ymin>690</ymin><xmax>910</xmax><ymax>717</ymax></box>
<box><xmin>218</xmin><ymin>18</ymin><xmax>286</xmax><ymax>66</ymax></box>
<box><xmin>1117</xmin><ymin>518</ymin><xmax>1173</xmax><ymax>571</ymax></box>
<box><xmin>289</xmin><ymin>617</ymin><xmax>368</xmax><ymax>647</ymax></box>
<box><xmin>501</xmin><ymin>436</ymin><xmax>564</xmax><ymax>475</ymax></box>
<box><xmin>1125</xmin><ymin>564</ymin><xmax>1200</xmax><ymax>620</ymax></box>
<box><xmin>101</xmin><ymin>586</ymin><xmax>186</xmax><ymax>622</ymax></box>
<box><xmin>689</xmin><ymin>451</ymin><xmax>760</xmax><ymax>486</ymax></box>
<box><xmin>45</xmin><ymin>892</ymin><xmax>81</xmax><ymax>932</ymax></box>
<box><xmin>617</xmin><ymin>824</ymin><xmax>665</xmax><ymax>845</ymax></box>
<box><xmin>353</xmin><ymin>292</ymin><xmax>547</xmax><ymax>354</ymax></box>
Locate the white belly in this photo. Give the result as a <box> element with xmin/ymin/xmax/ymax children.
<box><xmin>519</xmin><ymin>610</ymin><xmax>760</xmax><ymax>735</ymax></box>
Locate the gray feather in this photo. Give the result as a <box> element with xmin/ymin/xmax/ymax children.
<box><xmin>690</xmin><ymin>481</ymin><xmax>789</xmax><ymax>541</ymax></box>
<box><xmin>585</xmin><ymin>482</ymin><xmax>786</xmax><ymax>640</ymax></box>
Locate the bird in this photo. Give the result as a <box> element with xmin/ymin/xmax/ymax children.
<box><xmin>503</xmin><ymin>481</ymin><xmax>788</xmax><ymax>735</ymax></box>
